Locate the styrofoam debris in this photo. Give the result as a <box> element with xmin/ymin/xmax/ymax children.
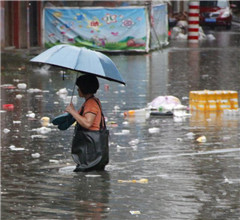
<box><xmin>56</xmin><ymin>88</ymin><xmax>68</xmax><ymax>95</ymax></box>
<box><xmin>17</xmin><ymin>83</ymin><xmax>27</xmax><ymax>89</ymax></box>
<box><xmin>207</xmin><ymin>34</ymin><xmax>216</xmax><ymax>41</ymax></box>
<box><xmin>49</xmin><ymin>159</ymin><xmax>59</xmax><ymax>163</ymax></box>
<box><xmin>16</xmin><ymin>94</ymin><xmax>23</xmax><ymax>99</ymax></box>
<box><xmin>31</xmin><ymin>135</ymin><xmax>47</xmax><ymax>139</ymax></box>
<box><xmin>9</xmin><ymin>145</ymin><xmax>25</xmax><ymax>151</ymax></box>
<box><xmin>27</xmin><ymin>88</ymin><xmax>42</xmax><ymax>93</ymax></box>
<box><xmin>26</xmin><ymin>112</ymin><xmax>36</xmax><ymax>118</ymax></box>
<box><xmin>122</xmin><ymin>130</ymin><xmax>130</xmax><ymax>134</ymax></box>
<box><xmin>148</xmin><ymin>127</ymin><xmax>160</xmax><ymax>134</ymax></box>
<box><xmin>31</xmin><ymin>153</ymin><xmax>40</xmax><ymax>158</ymax></box>
<box><xmin>114</xmin><ymin>130</ymin><xmax>130</xmax><ymax>135</ymax></box>
<box><xmin>13</xmin><ymin>121</ymin><xmax>21</xmax><ymax>124</ymax></box>
<box><xmin>185</xmin><ymin>132</ymin><xmax>196</xmax><ymax>139</ymax></box>
<box><xmin>85</xmin><ymin>174</ymin><xmax>102</xmax><ymax>177</ymax></box>
<box><xmin>129</xmin><ymin>139</ymin><xmax>139</xmax><ymax>145</ymax></box>
<box><xmin>34</xmin><ymin>127</ymin><xmax>52</xmax><ymax>134</ymax></box>
<box><xmin>114</xmin><ymin>105</ymin><xmax>120</xmax><ymax>111</ymax></box>
<box><xmin>3</xmin><ymin>128</ymin><xmax>10</xmax><ymax>134</ymax></box>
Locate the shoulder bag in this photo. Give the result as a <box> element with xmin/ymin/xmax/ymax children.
<box><xmin>71</xmin><ymin>98</ymin><xmax>109</xmax><ymax>172</ymax></box>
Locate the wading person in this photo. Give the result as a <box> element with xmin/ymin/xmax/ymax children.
<box><xmin>65</xmin><ymin>75</ymin><xmax>109</xmax><ymax>172</ymax></box>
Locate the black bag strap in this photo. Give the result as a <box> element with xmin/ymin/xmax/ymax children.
<box><xmin>80</xmin><ymin>97</ymin><xmax>106</xmax><ymax>130</ymax></box>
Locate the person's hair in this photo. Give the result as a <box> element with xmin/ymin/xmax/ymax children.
<box><xmin>76</xmin><ymin>74</ymin><xmax>99</xmax><ymax>94</ymax></box>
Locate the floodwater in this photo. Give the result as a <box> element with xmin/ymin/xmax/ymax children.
<box><xmin>1</xmin><ymin>26</ymin><xmax>240</xmax><ymax>219</ymax></box>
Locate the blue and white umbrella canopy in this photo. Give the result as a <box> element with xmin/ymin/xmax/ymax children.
<box><xmin>30</xmin><ymin>44</ymin><xmax>125</xmax><ymax>85</ymax></box>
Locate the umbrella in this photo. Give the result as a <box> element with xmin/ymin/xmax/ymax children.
<box><xmin>30</xmin><ymin>44</ymin><xmax>125</xmax><ymax>85</ymax></box>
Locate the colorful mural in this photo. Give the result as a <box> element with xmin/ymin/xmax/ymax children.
<box><xmin>44</xmin><ymin>7</ymin><xmax>149</xmax><ymax>51</ymax></box>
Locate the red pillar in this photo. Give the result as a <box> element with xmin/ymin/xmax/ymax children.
<box><xmin>188</xmin><ymin>1</ymin><xmax>199</xmax><ymax>43</ymax></box>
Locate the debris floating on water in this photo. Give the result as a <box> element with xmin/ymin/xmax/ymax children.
<box><xmin>33</xmin><ymin>127</ymin><xmax>51</xmax><ymax>134</ymax></box>
<box><xmin>16</xmin><ymin>94</ymin><xmax>23</xmax><ymax>99</ymax></box>
<box><xmin>196</xmin><ymin>136</ymin><xmax>207</xmax><ymax>143</ymax></box>
<box><xmin>26</xmin><ymin>111</ymin><xmax>36</xmax><ymax>118</ymax></box>
<box><xmin>148</xmin><ymin>127</ymin><xmax>160</xmax><ymax>134</ymax></box>
<box><xmin>31</xmin><ymin>153</ymin><xmax>40</xmax><ymax>158</ymax></box>
<box><xmin>40</xmin><ymin>117</ymin><xmax>50</xmax><ymax>127</ymax></box>
<box><xmin>9</xmin><ymin>145</ymin><xmax>25</xmax><ymax>151</ymax></box>
<box><xmin>49</xmin><ymin>159</ymin><xmax>59</xmax><ymax>163</ymax></box>
<box><xmin>130</xmin><ymin>211</ymin><xmax>141</xmax><ymax>215</ymax></box>
<box><xmin>17</xmin><ymin>83</ymin><xmax>27</xmax><ymax>89</ymax></box>
<box><xmin>118</xmin><ymin>179</ymin><xmax>148</xmax><ymax>183</ymax></box>
<box><xmin>3</xmin><ymin>128</ymin><xmax>10</xmax><ymax>134</ymax></box>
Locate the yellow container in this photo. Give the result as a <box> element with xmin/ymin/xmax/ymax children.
<box><xmin>229</xmin><ymin>91</ymin><xmax>239</xmax><ymax>109</ymax></box>
<box><xmin>189</xmin><ymin>90</ymin><xmax>238</xmax><ymax>111</ymax></box>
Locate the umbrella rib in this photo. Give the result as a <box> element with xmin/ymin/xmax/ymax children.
<box><xmin>74</xmin><ymin>48</ymin><xmax>83</xmax><ymax>71</ymax></box>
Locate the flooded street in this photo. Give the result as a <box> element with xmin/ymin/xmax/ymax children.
<box><xmin>1</xmin><ymin>25</ymin><xmax>240</xmax><ymax>219</ymax></box>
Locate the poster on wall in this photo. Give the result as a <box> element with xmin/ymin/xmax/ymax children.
<box><xmin>44</xmin><ymin>7</ymin><xmax>150</xmax><ymax>52</ymax></box>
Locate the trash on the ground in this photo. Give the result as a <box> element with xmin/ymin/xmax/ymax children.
<box><xmin>26</xmin><ymin>111</ymin><xmax>36</xmax><ymax>118</ymax></box>
<box><xmin>3</xmin><ymin>128</ymin><xmax>10</xmax><ymax>134</ymax></box>
<box><xmin>13</xmin><ymin>120</ymin><xmax>21</xmax><ymax>124</ymax></box>
<box><xmin>2</xmin><ymin>104</ymin><xmax>14</xmax><ymax>111</ymax></box>
<box><xmin>148</xmin><ymin>127</ymin><xmax>160</xmax><ymax>134</ymax></box>
<box><xmin>176</xmin><ymin>138</ymin><xmax>183</xmax><ymax>142</ymax></box>
<box><xmin>130</xmin><ymin>210</ymin><xmax>141</xmax><ymax>215</ymax></box>
<box><xmin>85</xmin><ymin>174</ymin><xmax>102</xmax><ymax>177</ymax></box>
<box><xmin>41</xmin><ymin>117</ymin><xmax>50</xmax><ymax>127</ymax></box>
<box><xmin>148</xmin><ymin>96</ymin><xmax>181</xmax><ymax>111</ymax></box>
<box><xmin>124</xmin><ymin>96</ymin><xmax>188</xmax><ymax>121</ymax></box>
<box><xmin>56</xmin><ymin>88</ymin><xmax>68</xmax><ymax>95</ymax></box>
<box><xmin>189</xmin><ymin>90</ymin><xmax>239</xmax><ymax>111</ymax></box>
<box><xmin>31</xmin><ymin>135</ymin><xmax>48</xmax><ymax>139</ymax></box>
<box><xmin>17</xmin><ymin>83</ymin><xmax>27</xmax><ymax>89</ymax></box>
<box><xmin>124</xmin><ymin>108</ymin><xmax>149</xmax><ymax>117</ymax></box>
<box><xmin>9</xmin><ymin>145</ymin><xmax>25</xmax><ymax>151</ymax></box>
<box><xmin>16</xmin><ymin>94</ymin><xmax>23</xmax><ymax>99</ymax></box>
<box><xmin>196</xmin><ymin>136</ymin><xmax>207</xmax><ymax>143</ymax></box>
<box><xmin>31</xmin><ymin>153</ymin><xmax>40</xmax><ymax>158</ymax></box>
<box><xmin>107</xmin><ymin>121</ymin><xmax>118</xmax><ymax>127</ymax></box>
<box><xmin>35</xmin><ymin>94</ymin><xmax>43</xmax><ymax>99</ymax></box>
<box><xmin>185</xmin><ymin>132</ymin><xmax>196</xmax><ymax>139</ymax></box>
<box><xmin>118</xmin><ymin>178</ymin><xmax>148</xmax><ymax>183</ymax></box>
<box><xmin>49</xmin><ymin>159</ymin><xmax>59</xmax><ymax>163</ymax></box>
<box><xmin>129</xmin><ymin>139</ymin><xmax>139</xmax><ymax>145</ymax></box>
<box><xmin>114</xmin><ymin>130</ymin><xmax>130</xmax><ymax>135</ymax></box>
<box><xmin>114</xmin><ymin>105</ymin><xmax>120</xmax><ymax>111</ymax></box>
<box><xmin>207</xmin><ymin>34</ymin><xmax>216</xmax><ymax>41</ymax></box>
<box><xmin>1</xmin><ymin>84</ymin><xmax>15</xmax><ymax>89</ymax></box>
<box><xmin>33</xmin><ymin>127</ymin><xmax>51</xmax><ymax>134</ymax></box>
<box><xmin>27</xmin><ymin>88</ymin><xmax>42</xmax><ymax>93</ymax></box>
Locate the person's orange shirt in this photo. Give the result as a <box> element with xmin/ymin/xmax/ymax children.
<box><xmin>82</xmin><ymin>98</ymin><xmax>102</xmax><ymax>131</ymax></box>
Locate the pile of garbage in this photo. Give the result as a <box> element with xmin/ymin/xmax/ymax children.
<box><xmin>169</xmin><ymin>12</ymin><xmax>216</xmax><ymax>41</ymax></box>
<box><xmin>124</xmin><ymin>95</ymin><xmax>189</xmax><ymax>119</ymax></box>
